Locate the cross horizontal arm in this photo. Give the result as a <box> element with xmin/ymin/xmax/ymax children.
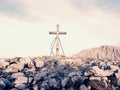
<box><xmin>49</xmin><ymin>32</ymin><xmax>57</xmax><ymax>34</ymax></box>
<box><xmin>49</xmin><ymin>32</ymin><xmax>67</xmax><ymax>35</ymax></box>
<box><xmin>59</xmin><ymin>32</ymin><xmax>67</xmax><ymax>35</ymax></box>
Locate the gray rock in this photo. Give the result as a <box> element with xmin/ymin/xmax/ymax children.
<box><xmin>67</xmin><ymin>87</ymin><xmax>74</xmax><ymax>90</ymax></box>
<box><xmin>33</xmin><ymin>85</ymin><xmax>39</xmax><ymax>90</ymax></box>
<box><xmin>41</xmin><ymin>81</ymin><xmax>50</xmax><ymax>90</ymax></box>
<box><xmin>0</xmin><ymin>78</ymin><xmax>11</xmax><ymax>89</ymax></box>
<box><xmin>34</xmin><ymin>72</ymin><xmax>47</xmax><ymax>84</ymax></box>
<box><xmin>84</xmin><ymin>71</ymin><xmax>93</xmax><ymax>77</ymax></box>
<box><xmin>0</xmin><ymin>78</ymin><xmax>6</xmax><ymax>89</ymax></box>
<box><xmin>79</xmin><ymin>85</ymin><xmax>89</xmax><ymax>90</ymax></box>
<box><xmin>10</xmin><ymin>88</ymin><xmax>19</xmax><ymax>90</ymax></box>
<box><xmin>68</xmin><ymin>72</ymin><xmax>80</xmax><ymax>77</ymax></box>
<box><xmin>61</xmin><ymin>77</ymin><xmax>69</xmax><ymax>87</ymax></box>
<box><xmin>72</xmin><ymin>76</ymin><xmax>83</xmax><ymax>83</ymax></box>
<box><xmin>49</xmin><ymin>78</ymin><xmax>57</xmax><ymax>87</ymax></box>
<box><xmin>62</xmin><ymin>88</ymin><xmax>66</xmax><ymax>90</ymax></box>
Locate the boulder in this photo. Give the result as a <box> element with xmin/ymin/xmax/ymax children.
<box><xmin>0</xmin><ymin>59</ymin><xmax>9</xmax><ymax>69</ymax></box>
<box><xmin>4</xmin><ymin>63</ymin><xmax>24</xmax><ymax>73</ymax></box>
<box><xmin>91</xmin><ymin>66</ymin><xmax>113</xmax><ymax>77</ymax></box>
<box><xmin>19</xmin><ymin>57</ymin><xmax>34</xmax><ymax>68</ymax></box>
<box><xmin>11</xmin><ymin>72</ymin><xmax>24</xmax><ymax>79</ymax></box>
<box><xmin>14</xmin><ymin>76</ymin><xmax>27</xmax><ymax>85</ymax></box>
<box><xmin>34</xmin><ymin>58</ymin><xmax>44</xmax><ymax>68</ymax></box>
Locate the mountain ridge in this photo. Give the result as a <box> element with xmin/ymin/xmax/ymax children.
<box><xmin>73</xmin><ymin>45</ymin><xmax>120</xmax><ymax>60</ymax></box>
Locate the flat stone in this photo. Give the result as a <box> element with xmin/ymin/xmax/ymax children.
<box><xmin>14</xmin><ymin>76</ymin><xmax>27</xmax><ymax>85</ymax></box>
<box><xmin>4</xmin><ymin>63</ymin><xmax>24</xmax><ymax>73</ymax></box>
<box><xmin>91</xmin><ymin>66</ymin><xmax>113</xmax><ymax>77</ymax></box>
<box><xmin>11</xmin><ymin>72</ymin><xmax>24</xmax><ymax>79</ymax></box>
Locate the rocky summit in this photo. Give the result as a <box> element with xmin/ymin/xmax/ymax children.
<box><xmin>0</xmin><ymin>45</ymin><xmax>120</xmax><ymax>90</ymax></box>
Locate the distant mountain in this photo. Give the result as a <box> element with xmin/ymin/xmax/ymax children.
<box><xmin>73</xmin><ymin>45</ymin><xmax>120</xmax><ymax>60</ymax></box>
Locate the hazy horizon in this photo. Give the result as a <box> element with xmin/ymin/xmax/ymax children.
<box><xmin>0</xmin><ymin>0</ymin><xmax>120</xmax><ymax>57</ymax></box>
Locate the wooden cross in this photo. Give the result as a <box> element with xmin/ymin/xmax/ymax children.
<box><xmin>49</xmin><ymin>24</ymin><xmax>67</xmax><ymax>57</ymax></box>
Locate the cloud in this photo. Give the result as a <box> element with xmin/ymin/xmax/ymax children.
<box><xmin>70</xmin><ymin>0</ymin><xmax>120</xmax><ymax>14</ymax></box>
<box><xmin>0</xmin><ymin>0</ymin><xmax>28</xmax><ymax>19</ymax></box>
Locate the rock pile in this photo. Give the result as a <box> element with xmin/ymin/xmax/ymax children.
<box><xmin>0</xmin><ymin>45</ymin><xmax>120</xmax><ymax>90</ymax></box>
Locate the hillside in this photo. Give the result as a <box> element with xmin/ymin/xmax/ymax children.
<box><xmin>73</xmin><ymin>45</ymin><xmax>120</xmax><ymax>60</ymax></box>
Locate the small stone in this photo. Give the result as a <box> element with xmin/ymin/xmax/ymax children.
<box><xmin>49</xmin><ymin>78</ymin><xmax>57</xmax><ymax>87</ymax></box>
<box><xmin>36</xmin><ymin>60</ymin><xmax>44</xmax><ymax>68</ymax></box>
<box><xmin>67</xmin><ymin>87</ymin><xmax>74</xmax><ymax>90</ymax></box>
<box><xmin>41</xmin><ymin>81</ymin><xmax>50</xmax><ymax>90</ymax></box>
<box><xmin>68</xmin><ymin>72</ymin><xmax>79</xmax><ymax>77</ymax></box>
<box><xmin>62</xmin><ymin>88</ymin><xmax>66</xmax><ymax>90</ymax></box>
<box><xmin>79</xmin><ymin>85</ymin><xmax>89</xmax><ymax>90</ymax></box>
<box><xmin>66</xmin><ymin>78</ymin><xmax>74</xmax><ymax>88</ymax></box>
<box><xmin>0</xmin><ymin>78</ymin><xmax>6</xmax><ymax>89</ymax></box>
<box><xmin>33</xmin><ymin>85</ymin><xmax>39</xmax><ymax>90</ymax></box>
<box><xmin>89</xmin><ymin>76</ymin><xmax>101</xmax><ymax>81</ymax></box>
<box><xmin>115</xmin><ymin>70</ymin><xmax>120</xmax><ymax>78</ymax></box>
<box><xmin>15</xmin><ymin>84</ymin><xmax>26</xmax><ymax>90</ymax></box>
<box><xmin>84</xmin><ymin>71</ymin><xmax>93</xmax><ymax>77</ymax></box>
<box><xmin>61</xmin><ymin>77</ymin><xmax>69</xmax><ymax>87</ymax></box>
<box><xmin>88</xmin><ymin>80</ymin><xmax>106</xmax><ymax>90</ymax></box>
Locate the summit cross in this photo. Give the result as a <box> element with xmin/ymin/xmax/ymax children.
<box><xmin>49</xmin><ymin>24</ymin><xmax>67</xmax><ymax>57</ymax></box>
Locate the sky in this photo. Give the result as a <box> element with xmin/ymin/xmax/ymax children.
<box><xmin>0</xmin><ymin>0</ymin><xmax>120</xmax><ymax>57</ymax></box>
